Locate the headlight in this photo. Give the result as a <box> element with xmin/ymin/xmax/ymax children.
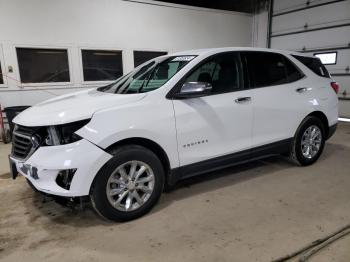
<box><xmin>45</xmin><ymin>119</ymin><xmax>90</xmax><ymax>146</ymax></box>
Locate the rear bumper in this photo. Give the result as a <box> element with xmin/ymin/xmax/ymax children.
<box><xmin>327</xmin><ymin>123</ymin><xmax>337</xmax><ymax>140</ymax></box>
<box><xmin>10</xmin><ymin>139</ymin><xmax>112</xmax><ymax>197</ymax></box>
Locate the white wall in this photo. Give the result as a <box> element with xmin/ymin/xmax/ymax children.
<box><xmin>0</xmin><ymin>0</ymin><xmax>253</xmax><ymax>107</ymax></box>
<box><xmin>251</xmin><ymin>3</ymin><xmax>269</xmax><ymax>48</ymax></box>
<box><xmin>270</xmin><ymin>0</ymin><xmax>350</xmax><ymax>117</ymax></box>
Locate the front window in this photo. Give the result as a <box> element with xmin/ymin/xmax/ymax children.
<box><xmin>184</xmin><ymin>53</ymin><xmax>243</xmax><ymax>94</ymax></box>
<box><xmin>98</xmin><ymin>56</ymin><xmax>195</xmax><ymax>94</ymax></box>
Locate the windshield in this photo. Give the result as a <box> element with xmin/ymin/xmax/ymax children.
<box><xmin>97</xmin><ymin>55</ymin><xmax>196</xmax><ymax>94</ymax></box>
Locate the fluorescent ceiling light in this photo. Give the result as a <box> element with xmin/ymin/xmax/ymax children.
<box><xmin>314</xmin><ymin>52</ymin><xmax>337</xmax><ymax>65</ymax></box>
<box><xmin>92</xmin><ymin>52</ymin><xmax>118</xmax><ymax>56</ymax></box>
<box><xmin>37</xmin><ymin>51</ymin><xmax>65</xmax><ymax>54</ymax></box>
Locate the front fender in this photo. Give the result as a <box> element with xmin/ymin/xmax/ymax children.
<box><xmin>76</xmin><ymin>98</ymin><xmax>179</xmax><ymax>169</ymax></box>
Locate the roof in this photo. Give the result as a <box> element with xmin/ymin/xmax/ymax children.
<box><xmin>171</xmin><ymin>47</ymin><xmax>313</xmax><ymax>57</ymax></box>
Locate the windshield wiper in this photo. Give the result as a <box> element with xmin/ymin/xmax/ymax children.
<box><xmin>137</xmin><ymin>62</ymin><xmax>159</xmax><ymax>93</ymax></box>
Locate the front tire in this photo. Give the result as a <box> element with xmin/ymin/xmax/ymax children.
<box><xmin>290</xmin><ymin>116</ymin><xmax>326</xmax><ymax>166</ymax></box>
<box><xmin>90</xmin><ymin>145</ymin><xmax>164</xmax><ymax>222</ymax></box>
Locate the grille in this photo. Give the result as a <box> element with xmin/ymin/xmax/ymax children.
<box><xmin>12</xmin><ymin>125</ymin><xmax>39</xmax><ymax>160</ymax></box>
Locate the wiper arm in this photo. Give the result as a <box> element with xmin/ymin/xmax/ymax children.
<box><xmin>138</xmin><ymin>63</ymin><xmax>158</xmax><ymax>93</ymax></box>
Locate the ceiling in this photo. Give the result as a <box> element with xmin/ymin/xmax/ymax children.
<box><xmin>154</xmin><ymin>0</ymin><xmax>266</xmax><ymax>13</ymax></box>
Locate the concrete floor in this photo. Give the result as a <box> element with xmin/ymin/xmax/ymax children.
<box><xmin>1</xmin><ymin>123</ymin><xmax>350</xmax><ymax>262</ymax></box>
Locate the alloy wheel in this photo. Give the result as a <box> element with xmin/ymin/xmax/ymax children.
<box><xmin>106</xmin><ymin>160</ymin><xmax>155</xmax><ymax>212</ymax></box>
<box><xmin>301</xmin><ymin>125</ymin><xmax>322</xmax><ymax>159</ymax></box>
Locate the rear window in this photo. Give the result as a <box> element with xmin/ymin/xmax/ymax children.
<box><xmin>292</xmin><ymin>55</ymin><xmax>330</xmax><ymax>78</ymax></box>
<box><xmin>242</xmin><ymin>52</ymin><xmax>303</xmax><ymax>88</ymax></box>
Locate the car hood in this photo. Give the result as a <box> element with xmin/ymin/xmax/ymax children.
<box><xmin>13</xmin><ymin>89</ymin><xmax>147</xmax><ymax>126</ymax></box>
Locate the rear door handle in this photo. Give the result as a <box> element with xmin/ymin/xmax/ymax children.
<box><xmin>235</xmin><ymin>97</ymin><xmax>251</xmax><ymax>103</ymax></box>
<box><xmin>296</xmin><ymin>87</ymin><xmax>312</xmax><ymax>93</ymax></box>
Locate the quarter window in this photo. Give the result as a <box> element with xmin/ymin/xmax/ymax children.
<box><xmin>16</xmin><ymin>48</ymin><xmax>70</xmax><ymax>83</ymax></box>
<box><xmin>134</xmin><ymin>51</ymin><xmax>167</xmax><ymax>67</ymax></box>
<box><xmin>82</xmin><ymin>50</ymin><xmax>123</xmax><ymax>81</ymax></box>
<box><xmin>292</xmin><ymin>55</ymin><xmax>330</xmax><ymax>78</ymax></box>
<box><xmin>184</xmin><ymin>53</ymin><xmax>243</xmax><ymax>94</ymax></box>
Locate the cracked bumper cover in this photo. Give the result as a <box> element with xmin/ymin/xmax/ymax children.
<box><xmin>10</xmin><ymin>139</ymin><xmax>112</xmax><ymax>197</ymax></box>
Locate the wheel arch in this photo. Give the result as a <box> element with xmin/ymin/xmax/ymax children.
<box><xmin>104</xmin><ymin>137</ymin><xmax>171</xmax><ymax>182</ymax></box>
<box><xmin>306</xmin><ymin>111</ymin><xmax>329</xmax><ymax>138</ymax></box>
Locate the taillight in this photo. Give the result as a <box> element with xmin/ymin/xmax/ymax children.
<box><xmin>330</xmin><ymin>82</ymin><xmax>339</xmax><ymax>94</ymax></box>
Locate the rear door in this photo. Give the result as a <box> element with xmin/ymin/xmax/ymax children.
<box><xmin>241</xmin><ymin>51</ymin><xmax>309</xmax><ymax>148</ymax></box>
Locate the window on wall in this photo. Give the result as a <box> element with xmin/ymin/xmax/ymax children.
<box><xmin>16</xmin><ymin>48</ymin><xmax>70</xmax><ymax>83</ymax></box>
<box><xmin>82</xmin><ymin>50</ymin><xmax>123</xmax><ymax>81</ymax></box>
<box><xmin>314</xmin><ymin>52</ymin><xmax>337</xmax><ymax>65</ymax></box>
<box><xmin>134</xmin><ymin>51</ymin><xmax>167</xmax><ymax>67</ymax></box>
<box><xmin>0</xmin><ymin>61</ymin><xmax>3</xmax><ymax>84</ymax></box>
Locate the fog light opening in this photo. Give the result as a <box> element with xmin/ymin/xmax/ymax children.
<box><xmin>56</xmin><ymin>169</ymin><xmax>77</xmax><ymax>190</ymax></box>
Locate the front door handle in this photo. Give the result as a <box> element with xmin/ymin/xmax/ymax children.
<box><xmin>235</xmin><ymin>97</ymin><xmax>251</xmax><ymax>103</ymax></box>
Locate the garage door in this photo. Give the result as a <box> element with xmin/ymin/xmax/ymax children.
<box><xmin>268</xmin><ymin>0</ymin><xmax>350</xmax><ymax>118</ymax></box>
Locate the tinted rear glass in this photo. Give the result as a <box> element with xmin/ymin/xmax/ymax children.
<box><xmin>292</xmin><ymin>55</ymin><xmax>330</xmax><ymax>78</ymax></box>
<box><xmin>243</xmin><ymin>52</ymin><xmax>288</xmax><ymax>87</ymax></box>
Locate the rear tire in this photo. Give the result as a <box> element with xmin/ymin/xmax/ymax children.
<box><xmin>90</xmin><ymin>145</ymin><xmax>164</xmax><ymax>222</ymax></box>
<box><xmin>290</xmin><ymin>116</ymin><xmax>326</xmax><ymax>166</ymax></box>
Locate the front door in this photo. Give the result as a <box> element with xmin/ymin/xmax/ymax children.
<box><xmin>172</xmin><ymin>52</ymin><xmax>253</xmax><ymax>167</ymax></box>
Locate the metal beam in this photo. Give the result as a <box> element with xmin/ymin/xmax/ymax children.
<box><xmin>273</xmin><ymin>0</ymin><xmax>346</xmax><ymax>17</ymax></box>
<box><xmin>331</xmin><ymin>73</ymin><xmax>350</xmax><ymax>77</ymax></box>
<box><xmin>271</xmin><ymin>23</ymin><xmax>350</xmax><ymax>38</ymax></box>
<box><xmin>298</xmin><ymin>45</ymin><xmax>350</xmax><ymax>53</ymax></box>
<box><xmin>267</xmin><ymin>0</ymin><xmax>273</xmax><ymax>48</ymax></box>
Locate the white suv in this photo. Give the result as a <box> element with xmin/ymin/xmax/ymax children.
<box><xmin>9</xmin><ymin>47</ymin><xmax>338</xmax><ymax>221</ymax></box>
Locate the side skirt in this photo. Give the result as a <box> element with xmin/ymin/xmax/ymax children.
<box><xmin>168</xmin><ymin>138</ymin><xmax>292</xmax><ymax>185</ymax></box>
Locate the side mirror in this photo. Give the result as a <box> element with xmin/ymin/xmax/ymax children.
<box><xmin>174</xmin><ymin>82</ymin><xmax>212</xmax><ymax>99</ymax></box>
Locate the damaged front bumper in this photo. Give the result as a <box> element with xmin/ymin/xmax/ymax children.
<box><xmin>9</xmin><ymin>139</ymin><xmax>112</xmax><ymax>197</ymax></box>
